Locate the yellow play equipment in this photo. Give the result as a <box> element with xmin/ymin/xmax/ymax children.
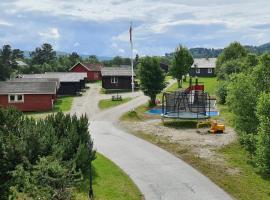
<box><xmin>209</xmin><ymin>120</ymin><xmax>225</xmax><ymax>133</ymax></box>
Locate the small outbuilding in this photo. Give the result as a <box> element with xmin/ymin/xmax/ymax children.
<box><xmin>189</xmin><ymin>58</ymin><xmax>216</xmax><ymax>77</ymax></box>
<box><xmin>101</xmin><ymin>67</ymin><xmax>135</xmax><ymax>90</ymax></box>
<box><xmin>0</xmin><ymin>81</ymin><xmax>57</xmax><ymax>111</ymax></box>
<box><xmin>70</xmin><ymin>62</ymin><xmax>102</xmax><ymax>81</ymax></box>
<box><xmin>21</xmin><ymin>72</ymin><xmax>87</xmax><ymax>95</ymax></box>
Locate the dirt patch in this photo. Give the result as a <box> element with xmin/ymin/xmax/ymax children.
<box><xmin>118</xmin><ymin>120</ymin><xmax>237</xmax><ymax>166</ymax></box>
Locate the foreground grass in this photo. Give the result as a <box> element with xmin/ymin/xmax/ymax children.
<box><xmin>74</xmin><ymin>153</ymin><xmax>142</xmax><ymax>200</ymax></box>
<box><xmin>99</xmin><ymin>98</ymin><xmax>132</xmax><ymax>110</ymax></box>
<box><xmin>129</xmin><ymin>130</ymin><xmax>270</xmax><ymax>200</ymax></box>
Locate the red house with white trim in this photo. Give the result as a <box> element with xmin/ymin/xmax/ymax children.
<box><xmin>0</xmin><ymin>81</ymin><xmax>57</xmax><ymax>112</ymax></box>
<box><xmin>70</xmin><ymin>62</ymin><xmax>102</xmax><ymax>81</ymax></box>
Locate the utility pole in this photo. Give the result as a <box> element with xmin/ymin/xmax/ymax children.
<box><xmin>129</xmin><ymin>21</ymin><xmax>134</xmax><ymax>92</ymax></box>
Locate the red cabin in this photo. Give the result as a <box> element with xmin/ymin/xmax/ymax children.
<box><xmin>70</xmin><ymin>62</ymin><xmax>102</xmax><ymax>81</ymax></box>
<box><xmin>0</xmin><ymin>81</ymin><xmax>57</xmax><ymax>112</ymax></box>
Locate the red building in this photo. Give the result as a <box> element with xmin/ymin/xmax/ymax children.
<box><xmin>0</xmin><ymin>81</ymin><xmax>57</xmax><ymax>112</ymax></box>
<box><xmin>70</xmin><ymin>62</ymin><xmax>102</xmax><ymax>81</ymax></box>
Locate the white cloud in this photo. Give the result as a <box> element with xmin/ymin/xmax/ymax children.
<box><xmin>2</xmin><ymin>0</ymin><xmax>270</xmax><ymax>55</ymax></box>
<box><xmin>38</xmin><ymin>27</ymin><xmax>60</xmax><ymax>40</ymax></box>
<box><xmin>0</xmin><ymin>19</ymin><xmax>13</xmax><ymax>27</ymax></box>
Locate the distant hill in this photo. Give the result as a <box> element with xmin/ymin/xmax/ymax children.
<box><xmin>23</xmin><ymin>50</ymin><xmax>113</xmax><ymax>61</ymax></box>
<box><xmin>165</xmin><ymin>42</ymin><xmax>270</xmax><ymax>59</ymax></box>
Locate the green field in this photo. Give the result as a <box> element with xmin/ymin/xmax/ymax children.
<box><xmin>53</xmin><ymin>96</ymin><xmax>74</xmax><ymax>112</ymax></box>
<box><xmin>165</xmin><ymin>77</ymin><xmax>218</xmax><ymax>95</ymax></box>
<box><xmin>98</xmin><ymin>97</ymin><xmax>132</xmax><ymax>110</ymax></box>
<box><xmin>74</xmin><ymin>153</ymin><xmax>142</xmax><ymax>200</ymax></box>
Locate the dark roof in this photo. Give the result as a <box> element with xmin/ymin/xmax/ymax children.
<box><xmin>0</xmin><ymin>81</ymin><xmax>57</xmax><ymax>94</ymax></box>
<box><xmin>101</xmin><ymin>67</ymin><xmax>135</xmax><ymax>77</ymax></box>
<box><xmin>8</xmin><ymin>78</ymin><xmax>60</xmax><ymax>89</ymax></box>
<box><xmin>20</xmin><ymin>72</ymin><xmax>87</xmax><ymax>82</ymax></box>
<box><xmin>191</xmin><ymin>58</ymin><xmax>217</xmax><ymax>69</ymax></box>
<box><xmin>70</xmin><ymin>62</ymin><xmax>103</xmax><ymax>71</ymax></box>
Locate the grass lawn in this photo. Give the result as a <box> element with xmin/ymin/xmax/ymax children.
<box><xmin>120</xmin><ymin>103</ymin><xmax>156</xmax><ymax>122</ymax></box>
<box><xmin>53</xmin><ymin>96</ymin><xmax>73</xmax><ymax>112</ymax></box>
<box><xmin>74</xmin><ymin>153</ymin><xmax>142</xmax><ymax>200</ymax></box>
<box><xmin>165</xmin><ymin>77</ymin><xmax>218</xmax><ymax>95</ymax></box>
<box><xmin>98</xmin><ymin>97</ymin><xmax>132</xmax><ymax>110</ymax></box>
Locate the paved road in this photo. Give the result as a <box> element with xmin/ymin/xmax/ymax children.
<box><xmin>71</xmin><ymin>82</ymin><xmax>233</xmax><ymax>200</ymax></box>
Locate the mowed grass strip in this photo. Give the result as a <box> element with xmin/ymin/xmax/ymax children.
<box><xmin>74</xmin><ymin>153</ymin><xmax>143</xmax><ymax>200</ymax></box>
<box><xmin>165</xmin><ymin>77</ymin><xmax>218</xmax><ymax>95</ymax></box>
<box><xmin>98</xmin><ymin>97</ymin><xmax>132</xmax><ymax>110</ymax></box>
<box><xmin>53</xmin><ymin>96</ymin><xmax>74</xmax><ymax>112</ymax></box>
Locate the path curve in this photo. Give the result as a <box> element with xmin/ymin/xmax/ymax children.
<box><xmin>71</xmin><ymin>82</ymin><xmax>233</xmax><ymax>200</ymax></box>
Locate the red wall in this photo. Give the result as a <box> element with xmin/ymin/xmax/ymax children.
<box><xmin>71</xmin><ymin>64</ymin><xmax>101</xmax><ymax>81</ymax></box>
<box><xmin>0</xmin><ymin>94</ymin><xmax>54</xmax><ymax>112</ymax></box>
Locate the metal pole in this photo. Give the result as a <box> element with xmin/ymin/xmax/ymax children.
<box><xmin>89</xmin><ymin>161</ymin><xmax>93</xmax><ymax>199</ymax></box>
<box><xmin>130</xmin><ymin>21</ymin><xmax>135</xmax><ymax>93</ymax></box>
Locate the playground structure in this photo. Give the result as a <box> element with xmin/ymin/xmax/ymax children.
<box><xmin>162</xmin><ymin>78</ymin><xmax>212</xmax><ymax>120</ymax></box>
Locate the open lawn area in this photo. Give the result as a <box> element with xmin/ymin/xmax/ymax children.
<box><xmin>53</xmin><ymin>96</ymin><xmax>73</xmax><ymax>112</ymax></box>
<box><xmin>165</xmin><ymin>77</ymin><xmax>218</xmax><ymax>95</ymax></box>
<box><xmin>74</xmin><ymin>153</ymin><xmax>142</xmax><ymax>200</ymax></box>
<box><xmin>99</xmin><ymin>97</ymin><xmax>132</xmax><ymax>110</ymax></box>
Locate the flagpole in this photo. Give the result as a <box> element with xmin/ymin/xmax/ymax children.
<box><xmin>130</xmin><ymin>21</ymin><xmax>134</xmax><ymax>93</ymax></box>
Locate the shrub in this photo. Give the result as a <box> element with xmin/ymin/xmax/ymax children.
<box><xmin>0</xmin><ymin>107</ymin><xmax>95</xmax><ymax>199</ymax></box>
<box><xmin>216</xmin><ymin>81</ymin><xmax>228</xmax><ymax>104</ymax></box>
<box><xmin>255</xmin><ymin>93</ymin><xmax>270</xmax><ymax>174</ymax></box>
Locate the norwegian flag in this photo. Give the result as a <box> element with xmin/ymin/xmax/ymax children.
<box><xmin>129</xmin><ymin>22</ymin><xmax>133</xmax><ymax>44</ymax></box>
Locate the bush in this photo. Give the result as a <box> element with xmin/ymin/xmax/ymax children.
<box><xmin>0</xmin><ymin>107</ymin><xmax>95</xmax><ymax>199</ymax></box>
<box><xmin>255</xmin><ymin>93</ymin><xmax>270</xmax><ymax>174</ymax></box>
<box><xmin>216</xmin><ymin>81</ymin><xmax>228</xmax><ymax>104</ymax></box>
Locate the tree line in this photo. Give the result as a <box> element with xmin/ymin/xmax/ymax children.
<box><xmin>216</xmin><ymin>42</ymin><xmax>270</xmax><ymax>174</ymax></box>
<box><xmin>0</xmin><ymin>43</ymin><xmax>136</xmax><ymax>81</ymax></box>
<box><xmin>0</xmin><ymin>108</ymin><xmax>95</xmax><ymax>199</ymax></box>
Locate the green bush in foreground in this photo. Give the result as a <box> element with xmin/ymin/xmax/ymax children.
<box><xmin>0</xmin><ymin>107</ymin><xmax>95</xmax><ymax>200</ymax></box>
<box><xmin>255</xmin><ymin>93</ymin><xmax>270</xmax><ymax>174</ymax></box>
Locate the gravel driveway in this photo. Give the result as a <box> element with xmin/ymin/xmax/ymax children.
<box><xmin>71</xmin><ymin>81</ymin><xmax>233</xmax><ymax>200</ymax></box>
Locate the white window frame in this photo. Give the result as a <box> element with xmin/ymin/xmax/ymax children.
<box><xmin>208</xmin><ymin>68</ymin><xmax>213</xmax><ymax>74</ymax></box>
<box><xmin>111</xmin><ymin>76</ymin><xmax>118</xmax><ymax>84</ymax></box>
<box><xmin>8</xmin><ymin>94</ymin><xmax>24</xmax><ymax>103</ymax></box>
<box><xmin>196</xmin><ymin>68</ymin><xmax>200</xmax><ymax>74</ymax></box>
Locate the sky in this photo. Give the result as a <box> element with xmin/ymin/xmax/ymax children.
<box><xmin>0</xmin><ymin>0</ymin><xmax>270</xmax><ymax>57</ymax></box>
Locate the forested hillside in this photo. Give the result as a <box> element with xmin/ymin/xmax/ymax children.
<box><xmin>165</xmin><ymin>42</ymin><xmax>270</xmax><ymax>58</ymax></box>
